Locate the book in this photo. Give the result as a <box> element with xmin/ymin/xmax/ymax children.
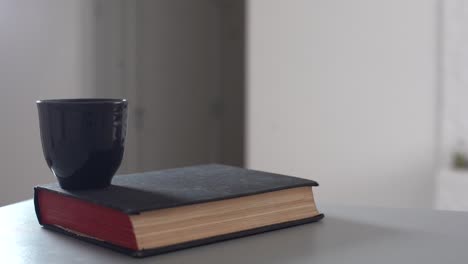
<box><xmin>34</xmin><ymin>164</ymin><xmax>324</xmax><ymax>257</ymax></box>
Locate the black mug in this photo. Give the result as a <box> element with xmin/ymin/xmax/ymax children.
<box><xmin>37</xmin><ymin>99</ymin><xmax>127</xmax><ymax>190</ymax></box>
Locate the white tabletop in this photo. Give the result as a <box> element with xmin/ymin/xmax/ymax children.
<box><xmin>2</xmin><ymin>200</ymin><xmax>468</xmax><ymax>263</ymax></box>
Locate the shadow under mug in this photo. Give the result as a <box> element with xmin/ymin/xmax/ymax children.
<box><xmin>37</xmin><ymin>99</ymin><xmax>128</xmax><ymax>190</ymax></box>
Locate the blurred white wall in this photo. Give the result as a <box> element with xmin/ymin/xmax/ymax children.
<box><xmin>247</xmin><ymin>0</ymin><xmax>437</xmax><ymax>208</ymax></box>
<box><xmin>0</xmin><ymin>0</ymin><xmax>96</xmax><ymax>205</ymax></box>
<box><xmin>441</xmin><ymin>0</ymin><xmax>468</xmax><ymax>168</ymax></box>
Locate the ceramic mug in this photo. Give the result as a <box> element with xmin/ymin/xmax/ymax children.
<box><xmin>37</xmin><ymin>99</ymin><xmax>127</xmax><ymax>190</ymax></box>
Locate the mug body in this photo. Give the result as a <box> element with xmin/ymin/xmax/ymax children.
<box><xmin>37</xmin><ymin>99</ymin><xmax>127</xmax><ymax>190</ymax></box>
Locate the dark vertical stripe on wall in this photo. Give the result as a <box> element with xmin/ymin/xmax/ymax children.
<box><xmin>219</xmin><ymin>0</ymin><xmax>246</xmax><ymax>166</ymax></box>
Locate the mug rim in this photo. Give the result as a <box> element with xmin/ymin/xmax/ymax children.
<box><xmin>36</xmin><ymin>98</ymin><xmax>127</xmax><ymax>104</ymax></box>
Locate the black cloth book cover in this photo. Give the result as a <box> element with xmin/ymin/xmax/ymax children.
<box><xmin>34</xmin><ymin>164</ymin><xmax>324</xmax><ymax>257</ymax></box>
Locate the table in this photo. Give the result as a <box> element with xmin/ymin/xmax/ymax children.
<box><xmin>3</xmin><ymin>200</ymin><xmax>468</xmax><ymax>263</ymax></box>
<box><xmin>435</xmin><ymin>168</ymin><xmax>468</xmax><ymax>211</ymax></box>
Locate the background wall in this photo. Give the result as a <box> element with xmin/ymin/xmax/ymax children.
<box><xmin>0</xmin><ymin>0</ymin><xmax>437</xmax><ymax>208</ymax></box>
<box><xmin>247</xmin><ymin>0</ymin><xmax>437</xmax><ymax>208</ymax></box>
<box><xmin>0</xmin><ymin>0</ymin><xmax>96</xmax><ymax>205</ymax></box>
<box><xmin>441</xmin><ymin>0</ymin><xmax>468</xmax><ymax>167</ymax></box>
<box><xmin>0</xmin><ymin>0</ymin><xmax>245</xmax><ymax>206</ymax></box>
<box><xmin>218</xmin><ymin>0</ymin><xmax>245</xmax><ymax>167</ymax></box>
<box><xmin>131</xmin><ymin>0</ymin><xmax>221</xmax><ymax>171</ymax></box>
<box><xmin>90</xmin><ymin>0</ymin><xmax>245</xmax><ymax>173</ymax></box>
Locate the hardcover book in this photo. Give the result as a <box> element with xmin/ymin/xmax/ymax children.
<box><xmin>34</xmin><ymin>164</ymin><xmax>324</xmax><ymax>257</ymax></box>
